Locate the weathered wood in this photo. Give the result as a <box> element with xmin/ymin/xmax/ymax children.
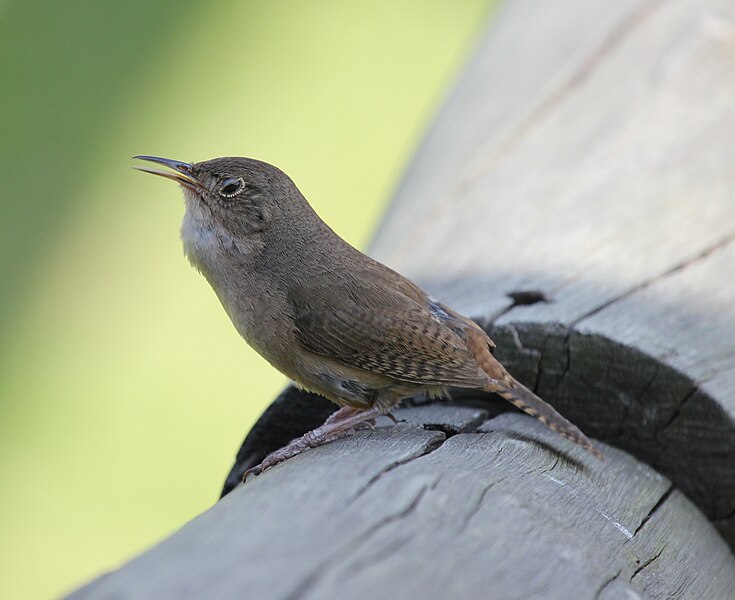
<box><xmin>71</xmin><ymin>408</ymin><xmax>735</xmax><ymax>599</ymax></box>
<box><xmin>370</xmin><ymin>0</ymin><xmax>735</xmax><ymax>545</ymax></box>
<box><xmin>72</xmin><ymin>0</ymin><xmax>735</xmax><ymax>597</ymax></box>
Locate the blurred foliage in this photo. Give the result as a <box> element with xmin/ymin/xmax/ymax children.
<box><xmin>0</xmin><ymin>0</ymin><xmax>493</xmax><ymax>597</ymax></box>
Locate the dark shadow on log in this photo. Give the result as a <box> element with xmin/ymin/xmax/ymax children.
<box><xmin>221</xmin><ymin>388</ymin><xmax>334</xmax><ymax>495</ymax></box>
<box><xmin>490</xmin><ymin>322</ymin><xmax>735</xmax><ymax>546</ymax></box>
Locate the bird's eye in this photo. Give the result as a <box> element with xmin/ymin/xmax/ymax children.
<box><xmin>219</xmin><ymin>177</ymin><xmax>245</xmax><ymax>198</ymax></box>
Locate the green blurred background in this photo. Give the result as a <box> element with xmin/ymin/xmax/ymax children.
<box><xmin>0</xmin><ymin>1</ymin><xmax>493</xmax><ymax>597</ymax></box>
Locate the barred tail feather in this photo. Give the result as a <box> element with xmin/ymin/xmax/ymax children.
<box><xmin>491</xmin><ymin>380</ymin><xmax>604</xmax><ymax>460</ymax></box>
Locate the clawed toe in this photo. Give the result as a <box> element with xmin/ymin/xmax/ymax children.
<box><xmin>242</xmin><ymin>465</ymin><xmax>262</xmax><ymax>482</ymax></box>
<box><xmin>241</xmin><ymin>449</ymin><xmax>292</xmax><ymax>482</ymax></box>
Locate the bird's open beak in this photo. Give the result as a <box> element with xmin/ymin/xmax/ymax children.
<box><xmin>133</xmin><ymin>156</ymin><xmax>205</xmax><ymax>193</ymax></box>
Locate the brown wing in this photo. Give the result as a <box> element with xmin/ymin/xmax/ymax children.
<box><xmin>288</xmin><ymin>277</ymin><xmax>490</xmax><ymax>388</ymax></box>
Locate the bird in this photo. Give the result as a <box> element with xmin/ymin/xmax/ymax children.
<box><xmin>134</xmin><ymin>155</ymin><xmax>603</xmax><ymax>478</ymax></box>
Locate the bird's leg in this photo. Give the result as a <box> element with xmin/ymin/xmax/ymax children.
<box><xmin>324</xmin><ymin>406</ymin><xmax>378</xmax><ymax>432</ymax></box>
<box><xmin>243</xmin><ymin>406</ymin><xmax>386</xmax><ymax>481</ymax></box>
<box><xmin>323</xmin><ymin>405</ymin><xmax>362</xmax><ymax>425</ymax></box>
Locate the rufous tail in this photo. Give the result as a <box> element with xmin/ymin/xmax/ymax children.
<box><xmin>489</xmin><ymin>379</ymin><xmax>604</xmax><ymax>460</ymax></box>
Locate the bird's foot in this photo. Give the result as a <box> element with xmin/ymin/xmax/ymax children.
<box><xmin>243</xmin><ymin>406</ymin><xmax>385</xmax><ymax>482</ymax></box>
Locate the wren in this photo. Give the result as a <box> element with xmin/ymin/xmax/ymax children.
<box><xmin>134</xmin><ymin>155</ymin><xmax>603</xmax><ymax>478</ymax></box>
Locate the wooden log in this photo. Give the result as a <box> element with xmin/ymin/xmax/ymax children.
<box><xmin>369</xmin><ymin>0</ymin><xmax>735</xmax><ymax>546</ymax></box>
<box><xmin>72</xmin><ymin>408</ymin><xmax>734</xmax><ymax>600</ymax></box>
<box><xmin>71</xmin><ymin>0</ymin><xmax>735</xmax><ymax>597</ymax></box>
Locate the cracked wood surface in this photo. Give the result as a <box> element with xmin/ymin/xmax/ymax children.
<box><xmin>71</xmin><ymin>409</ymin><xmax>735</xmax><ymax>600</ymax></box>
<box><xmin>370</xmin><ymin>0</ymin><xmax>735</xmax><ymax>546</ymax></box>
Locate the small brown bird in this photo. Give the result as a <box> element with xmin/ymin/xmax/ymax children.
<box><xmin>134</xmin><ymin>155</ymin><xmax>603</xmax><ymax>477</ymax></box>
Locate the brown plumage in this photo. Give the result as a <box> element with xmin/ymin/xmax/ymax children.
<box><xmin>134</xmin><ymin>155</ymin><xmax>604</xmax><ymax>477</ymax></box>
<box><xmin>289</xmin><ymin>261</ymin><xmax>603</xmax><ymax>460</ymax></box>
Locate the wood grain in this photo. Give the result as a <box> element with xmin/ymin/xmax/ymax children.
<box><xmin>371</xmin><ymin>0</ymin><xmax>735</xmax><ymax>547</ymax></box>
<box><xmin>71</xmin><ymin>409</ymin><xmax>735</xmax><ymax>599</ymax></box>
